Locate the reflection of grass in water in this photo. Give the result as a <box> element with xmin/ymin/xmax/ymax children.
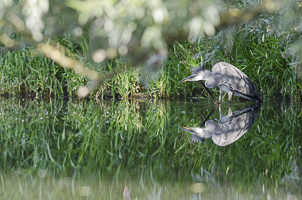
<box><xmin>0</xmin><ymin>167</ymin><xmax>301</xmax><ymax>199</ymax></box>
<box><xmin>0</xmin><ymin>98</ymin><xmax>301</xmax><ymax>197</ymax></box>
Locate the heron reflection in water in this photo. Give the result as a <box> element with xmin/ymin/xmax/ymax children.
<box><xmin>180</xmin><ymin>103</ymin><xmax>261</xmax><ymax>146</ymax></box>
<box><xmin>179</xmin><ymin>62</ymin><xmax>262</xmax><ymax>103</ymax></box>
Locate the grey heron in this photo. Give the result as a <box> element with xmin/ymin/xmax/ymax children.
<box><xmin>180</xmin><ymin>103</ymin><xmax>261</xmax><ymax>146</ymax></box>
<box><xmin>179</xmin><ymin>62</ymin><xmax>262</xmax><ymax>103</ymax></box>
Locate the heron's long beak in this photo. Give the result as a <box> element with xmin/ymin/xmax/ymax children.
<box><xmin>180</xmin><ymin>126</ymin><xmax>195</xmax><ymax>134</ymax></box>
<box><xmin>180</xmin><ymin>126</ymin><xmax>205</xmax><ymax>143</ymax></box>
<box><xmin>179</xmin><ymin>74</ymin><xmax>196</xmax><ymax>82</ymax></box>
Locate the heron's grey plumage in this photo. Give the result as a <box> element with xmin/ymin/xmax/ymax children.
<box><xmin>180</xmin><ymin>103</ymin><xmax>261</xmax><ymax>146</ymax></box>
<box><xmin>211</xmin><ymin>62</ymin><xmax>261</xmax><ymax>102</ymax></box>
<box><xmin>180</xmin><ymin>62</ymin><xmax>262</xmax><ymax>103</ymax></box>
<box><xmin>190</xmin><ymin>65</ymin><xmax>205</xmax><ymax>74</ymax></box>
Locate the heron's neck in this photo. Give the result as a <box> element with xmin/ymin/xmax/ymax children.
<box><xmin>195</xmin><ymin>127</ymin><xmax>212</xmax><ymax>138</ymax></box>
<box><xmin>204</xmin><ymin>71</ymin><xmax>220</xmax><ymax>88</ymax></box>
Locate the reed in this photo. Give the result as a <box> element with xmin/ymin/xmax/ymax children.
<box><xmin>0</xmin><ymin>31</ymin><xmax>300</xmax><ymax>100</ymax></box>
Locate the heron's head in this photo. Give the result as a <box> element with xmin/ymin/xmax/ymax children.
<box><xmin>180</xmin><ymin>126</ymin><xmax>212</xmax><ymax>138</ymax></box>
<box><xmin>179</xmin><ymin>65</ymin><xmax>207</xmax><ymax>82</ymax></box>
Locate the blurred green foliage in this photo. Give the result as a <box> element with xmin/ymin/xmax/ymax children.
<box><xmin>0</xmin><ymin>0</ymin><xmax>302</xmax><ymax>98</ymax></box>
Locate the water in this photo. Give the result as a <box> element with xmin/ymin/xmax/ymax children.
<box><xmin>0</xmin><ymin>97</ymin><xmax>301</xmax><ymax>199</ymax></box>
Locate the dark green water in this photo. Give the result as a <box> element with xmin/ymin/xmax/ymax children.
<box><xmin>0</xmin><ymin>97</ymin><xmax>301</xmax><ymax>199</ymax></box>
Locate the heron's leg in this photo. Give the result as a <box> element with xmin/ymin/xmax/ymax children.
<box><xmin>228</xmin><ymin>105</ymin><xmax>232</xmax><ymax>117</ymax></box>
<box><xmin>198</xmin><ymin>81</ymin><xmax>219</xmax><ymax>103</ymax></box>
<box><xmin>219</xmin><ymin>89</ymin><xmax>222</xmax><ymax>103</ymax></box>
<box><xmin>198</xmin><ymin>105</ymin><xmax>217</xmax><ymax>127</ymax></box>
<box><xmin>219</xmin><ymin>103</ymin><xmax>222</xmax><ymax>119</ymax></box>
<box><xmin>228</xmin><ymin>91</ymin><xmax>232</xmax><ymax>103</ymax></box>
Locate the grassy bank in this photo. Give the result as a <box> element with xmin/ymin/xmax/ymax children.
<box><xmin>0</xmin><ymin>31</ymin><xmax>301</xmax><ymax>100</ymax></box>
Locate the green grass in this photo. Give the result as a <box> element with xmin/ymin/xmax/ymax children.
<box><xmin>171</xmin><ymin>32</ymin><xmax>301</xmax><ymax>100</ymax></box>
<box><xmin>0</xmin><ymin>31</ymin><xmax>301</xmax><ymax>100</ymax></box>
<box><xmin>0</xmin><ymin>47</ymin><xmax>85</xmax><ymax>96</ymax></box>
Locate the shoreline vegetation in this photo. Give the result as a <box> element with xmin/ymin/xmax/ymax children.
<box><xmin>1</xmin><ymin>31</ymin><xmax>301</xmax><ymax>101</ymax></box>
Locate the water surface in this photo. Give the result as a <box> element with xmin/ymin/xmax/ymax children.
<box><xmin>0</xmin><ymin>97</ymin><xmax>301</xmax><ymax>199</ymax></box>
